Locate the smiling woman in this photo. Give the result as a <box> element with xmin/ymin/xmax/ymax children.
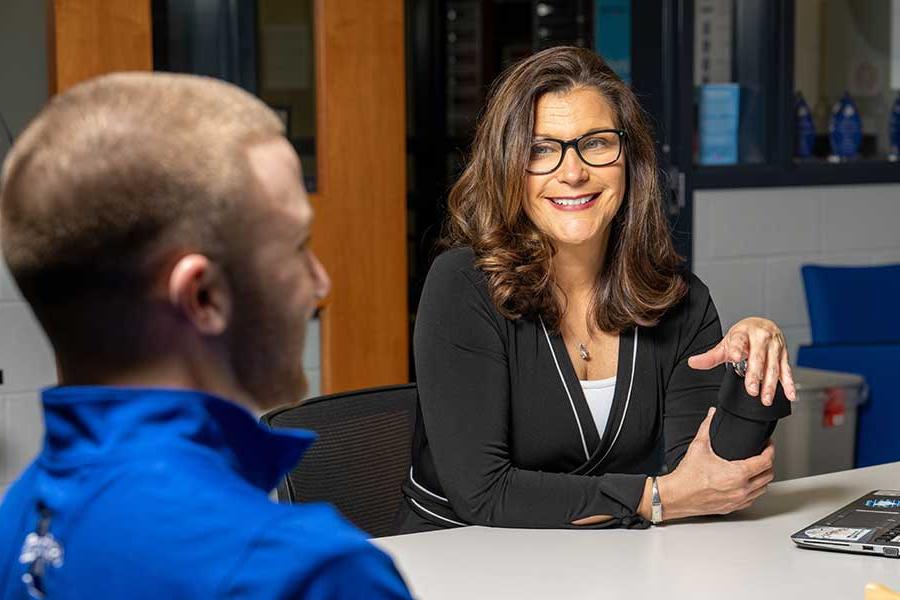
<box><xmin>398</xmin><ymin>46</ymin><xmax>795</xmax><ymax>534</ymax></box>
<box><xmin>441</xmin><ymin>47</ymin><xmax>684</xmax><ymax>336</ymax></box>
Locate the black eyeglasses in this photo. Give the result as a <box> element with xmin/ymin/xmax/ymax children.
<box><xmin>525</xmin><ymin>128</ymin><xmax>625</xmax><ymax>175</ymax></box>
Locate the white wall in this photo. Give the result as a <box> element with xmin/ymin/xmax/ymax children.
<box><xmin>693</xmin><ymin>183</ymin><xmax>900</xmax><ymax>362</ymax></box>
<box><xmin>0</xmin><ymin>0</ymin><xmax>54</xmax><ymax>497</ymax></box>
<box><xmin>0</xmin><ymin>266</ymin><xmax>56</xmax><ymax>495</ymax></box>
<box><xmin>303</xmin><ymin>318</ymin><xmax>322</xmax><ymax>398</ymax></box>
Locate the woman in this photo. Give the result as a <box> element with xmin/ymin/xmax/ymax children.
<box><xmin>397</xmin><ymin>47</ymin><xmax>795</xmax><ymax>533</ymax></box>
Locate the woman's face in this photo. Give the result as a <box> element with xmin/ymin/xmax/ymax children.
<box><xmin>524</xmin><ymin>87</ymin><xmax>626</xmax><ymax>250</ymax></box>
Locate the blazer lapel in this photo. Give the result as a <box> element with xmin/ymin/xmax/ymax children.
<box><xmin>576</xmin><ymin>326</ymin><xmax>638</xmax><ymax>475</ymax></box>
<box><xmin>539</xmin><ymin>317</ymin><xmax>600</xmax><ymax>461</ymax></box>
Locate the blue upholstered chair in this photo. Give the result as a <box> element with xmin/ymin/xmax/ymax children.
<box><xmin>797</xmin><ymin>264</ymin><xmax>900</xmax><ymax>467</ymax></box>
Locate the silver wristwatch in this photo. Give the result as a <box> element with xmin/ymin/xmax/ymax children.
<box><xmin>650</xmin><ymin>476</ymin><xmax>663</xmax><ymax>524</ymax></box>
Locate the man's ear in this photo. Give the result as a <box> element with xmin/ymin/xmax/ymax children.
<box><xmin>167</xmin><ymin>254</ymin><xmax>231</xmax><ymax>335</ymax></box>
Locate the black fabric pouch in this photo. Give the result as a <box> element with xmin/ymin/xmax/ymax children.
<box><xmin>709</xmin><ymin>365</ymin><xmax>792</xmax><ymax>461</ymax></box>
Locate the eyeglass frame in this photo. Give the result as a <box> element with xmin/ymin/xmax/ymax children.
<box><xmin>525</xmin><ymin>128</ymin><xmax>626</xmax><ymax>175</ymax></box>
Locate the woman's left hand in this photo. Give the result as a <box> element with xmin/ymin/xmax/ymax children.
<box><xmin>688</xmin><ymin>317</ymin><xmax>797</xmax><ymax>405</ymax></box>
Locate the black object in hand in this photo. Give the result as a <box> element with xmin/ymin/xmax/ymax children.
<box><xmin>709</xmin><ymin>363</ymin><xmax>791</xmax><ymax>461</ymax></box>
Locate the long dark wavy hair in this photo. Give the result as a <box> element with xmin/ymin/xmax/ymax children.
<box><xmin>442</xmin><ymin>46</ymin><xmax>687</xmax><ymax>332</ymax></box>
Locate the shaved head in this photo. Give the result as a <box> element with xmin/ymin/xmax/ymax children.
<box><xmin>0</xmin><ymin>72</ymin><xmax>284</xmax><ymax>368</ymax></box>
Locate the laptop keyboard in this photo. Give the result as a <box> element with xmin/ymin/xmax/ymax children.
<box><xmin>873</xmin><ymin>526</ymin><xmax>900</xmax><ymax>544</ymax></box>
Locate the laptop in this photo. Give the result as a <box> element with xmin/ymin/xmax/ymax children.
<box><xmin>791</xmin><ymin>490</ymin><xmax>900</xmax><ymax>558</ymax></box>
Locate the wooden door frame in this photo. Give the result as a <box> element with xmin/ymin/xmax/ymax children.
<box><xmin>311</xmin><ymin>0</ymin><xmax>408</xmax><ymax>392</ymax></box>
<box><xmin>47</xmin><ymin>0</ymin><xmax>153</xmax><ymax>95</ymax></box>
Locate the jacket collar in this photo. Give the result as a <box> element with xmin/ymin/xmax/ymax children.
<box><xmin>40</xmin><ymin>386</ymin><xmax>316</xmax><ymax>491</ymax></box>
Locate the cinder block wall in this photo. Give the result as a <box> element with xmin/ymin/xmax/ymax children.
<box><xmin>0</xmin><ymin>0</ymin><xmax>52</xmax><ymax>498</ymax></box>
<box><xmin>693</xmin><ymin>184</ymin><xmax>900</xmax><ymax>362</ymax></box>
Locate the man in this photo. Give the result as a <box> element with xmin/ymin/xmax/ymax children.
<box><xmin>0</xmin><ymin>72</ymin><xmax>412</xmax><ymax>599</ymax></box>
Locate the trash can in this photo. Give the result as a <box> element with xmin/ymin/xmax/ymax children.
<box><xmin>772</xmin><ymin>366</ymin><xmax>867</xmax><ymax>481</ymax></box>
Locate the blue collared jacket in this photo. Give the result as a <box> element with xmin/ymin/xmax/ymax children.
<box><xmin>0</xmin><ymin>387</ymin><xmax>412</xmax><ymax>599</ymax></box>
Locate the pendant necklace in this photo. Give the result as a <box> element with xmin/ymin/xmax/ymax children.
<box><xmin>578</xmin><ymin>343</ymin><xmax>591</xmax><ymax>361</ymax></box>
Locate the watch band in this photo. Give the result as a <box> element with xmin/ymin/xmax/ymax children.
<box><xmin>650</xmin><ymin>476</ymin><xmax>663</xmax><ymax>524</ymax></box>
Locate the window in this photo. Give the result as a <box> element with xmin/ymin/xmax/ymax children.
<box><xmin>693</xmin><ymin>0</ymin><xmax>777</xmax><ymax>167</ymax></box>
<box><xmin>691</xmin><ymin>0</ymin><xmax>900</xmax><ymax>188</ymax></box>
<box><xmin>152</xmin><ymin>0</ymin><xmax>318</xmax><ymax>190</ymax></box>
<box><xmin>794</xmin><ymin>0</ymin><xmax>898</xmax><ymax>163</ymax></box>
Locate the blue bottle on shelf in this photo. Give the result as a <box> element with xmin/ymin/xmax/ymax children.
<box><xmin>828</xmin><ymin>91</ymin><xmax>862</xmax><ymax>162</ymax></box>
<box><xmin>794</xmin><ymin>92</ymin><xmax>816</xmax><ymax>158</ymax></box>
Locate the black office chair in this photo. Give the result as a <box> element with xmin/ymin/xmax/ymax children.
<box><xmin>261</xmin><ymin>383</ymin><xmax>417</xmax><ymax>538</ymax></box>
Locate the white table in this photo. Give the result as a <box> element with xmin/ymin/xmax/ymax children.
<box><xmin>375</xmin><ymin>462</ymin><xmax>900</xmax><ymax>600</ymax></box>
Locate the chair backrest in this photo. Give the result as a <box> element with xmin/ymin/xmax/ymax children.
<box><xmin>261</xmin><ymin>383</ymin><xmax>417</xmax><ymax>538</ymax></box>
<box><xmin>801</xmin><ymin>264</ymin><xmax>900</xmax><ymax>345</ymax></box>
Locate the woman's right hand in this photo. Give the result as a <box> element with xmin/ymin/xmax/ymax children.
<box><xmin>657</xmin><ymin>407</ymin><xmax>775</xmax><ymax>521</ymax></box>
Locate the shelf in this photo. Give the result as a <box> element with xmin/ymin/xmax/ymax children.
<box><xmin>694</xmin><ymin>161</ymin><xmax>900</xmax><ymax>190</ymax></box>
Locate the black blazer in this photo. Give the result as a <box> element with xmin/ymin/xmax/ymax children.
<box><xmin>398</xmin><ymin>247</ymin><xmax>724</xmax><ymax>532</ymax></box>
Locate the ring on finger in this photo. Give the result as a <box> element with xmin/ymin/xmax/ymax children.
<box><xmin>730</xmin><ymin>358</ymin><xmax>748</xmax><ymax>378</ymax></box>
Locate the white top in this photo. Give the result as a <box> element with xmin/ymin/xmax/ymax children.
<box><xmin>375</xmin><ymin>461</ymin><xmax>900</xmax><ymax>600</ymax></box>
<box><xmin>580</xmin><ymin>376</ymin><xmax>616</xmax><ymax>437</ymax></box>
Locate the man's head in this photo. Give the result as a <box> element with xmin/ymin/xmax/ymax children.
<box><xmin>0</xmin><ymin>72</ymin><xmax>329</xmax><ymax>411</ymax></box>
